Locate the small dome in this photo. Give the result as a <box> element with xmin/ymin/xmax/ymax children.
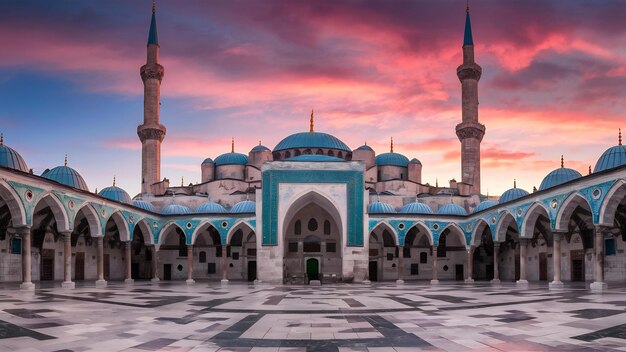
<box><xmin>251</xmin><ymin>144</ymin><xmax>270</xmax><ymax>152</ymax></box>
<box><xmin>473</xmin><ymin>200</ymin><xmax>498</xmax><ymax>213</ymax></box>
<box><xmin>399</xmin><ymin>202</ymin><xmax>433</xmax><ymax>214</ymax></box>
<box><xmin>99</xmin><ymin>185</ymin><xmax>131</xmax><ymax>204</ymax></box>
<box><xmin>539</xmin><ymin>167</ymin><xmax>582</xmax><ymax>191</ymax></box>
<box><xmin>499</xmin><ymin>187</ymin><xmax>529</xmax><ymax>204</ymax></box>
<box><xmin>202</xmin><ymin>157</ymin><xmax>214</xmax><ymax>164</ymax></box>
<box><xmin>437</xmin><ymin>204</ymin><xmax>467</xmax><ymax>216</ymax></box>
<box><xmin>214</xmin><ymin>152</ymin><xmax>248</xmax><ymax>166</ymax></box>
<box><xmin>132</xmin><ymin>200</ymin><xmax>157</xmax><ymax>212</ymax></box>
<box><xmin>287</xmin><ymin>155</ymin><xmax>344</xmax><ymax>162</ymax></box>
<box><xmin>594</xmin><ymin>145</ymin><xmax>626</xmax><ymax>172</ymax></box>
<box><xmin>42</xmin><ymin>165</ymin><xmax>89</xmax><ymax>191</ymax></box>
<box><xmin>409</xmin><ymin>158</ymin><xmax>422</xmax><ymax>165</ymax></box>
<box><xmin>368</xmin><ymin>201</ymin><xmax>396</xmax><ymax>213</ymax></box>
<box><xmin>355</xmin><ymin>144</ymin><xmax>374</xmax><ymax>152</ymax></box>
<box><xmin>196</xmin><ymin>201</ymin><xmax>227</xmax><ymax>213</ymax></box>
<box><xmin>274</xmin><ymin>132</ymin><xmax>351</xmax><ymax>152</ymax></box>
<box><xmin>375</xmin><ymin>152</ymin><xmax>410</xmax><ymax>167</ymax></box>
<box><xmin>161</xmin><ymin>204</ymin><xmax>192</xmax><ymax>215</ymax></box>
<box><xmin>0</xmin><ymin>139</ymin><xmax>28</xmax><ymax>172</ymax></box>
<box><xmin>231</xmin><ymin>200</ymin><xmax>256</xmax><ymax>213</ymax></box>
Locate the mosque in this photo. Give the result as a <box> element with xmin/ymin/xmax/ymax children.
<box><xmin>0</xmin><ymin>5</ymin><xmax>625</xmax><ymax>291</ymax></box>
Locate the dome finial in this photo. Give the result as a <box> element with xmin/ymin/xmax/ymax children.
<box><xmin>561</xmin><ymin>155</ymin><xmax>564</xmax><ymax>168</ymax></box>
<box><xmin>310</xmin><ymin>109</ymin><xmax>314</xmax><ymax>133</ymax></box>
<box><xmin>152</xmin><ymin>0</ymin><xmax>156</xmax><ymax>13</ymax></box>
<box><xmin>259</xmin><ymin>140</ymin><xmax>262</xmax><ymax>146</ymax></box>
<box><xmin>390</xmin><ymin>137</ymin><xmax>394</xmax><ymax>153</ymax></box>
<box><xmin>364</xmin><ymin>140</ymin><xmax>367</xmax><ymax>146</ymax></box>
<box><xmin>466</xmin><ymin>0</ymin><xmax>470</xmax><ymax>13</ymax></box>
<box><xmin>181</xmin><ymin>176</ymin><xmax>184</xmax><ymax>187</ymax></box>
<box><xmin>113</xmin><ymin>175</ymin><xmax>116</xmax><ymax>187</ymax></box>
<box><xmin>231</xmin><ymin>137</ymin><xmax>235</xmax><ymax>153</ymax></box>
<box><xmin>0</xmin><ymin>133</ymin><xmax>3</xmax><ymax>146</ymax></box>
<box><xmin>513</xmin><ymin>179</ymin><xmax>517</xmax><ymax>188</ymax></box>
<box><xmin>436</xmin><ymin>178</ymin><xmax>439</xmax><ymax>188</ymax></box>
<box><xmin>64</xmin><ymin>154</ymin><xmax>68</xmax><ymax>166</ymax></box>
<box><xmin>589</xmin><ymin>165</ymin><xmax>592</xmax><ymax>175</ymax></box>
<box><xmin>619</xmin><ymin>128</ymin><xmax>622</xmax><ymax>146</ymax></box>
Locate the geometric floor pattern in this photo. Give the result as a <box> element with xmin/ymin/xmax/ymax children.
<box><xmin>1</xmin><ymin>281</ymin><xmax>626</xmax><ymax>351</ymax></box>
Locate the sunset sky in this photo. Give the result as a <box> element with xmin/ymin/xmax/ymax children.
<box><xmin>0</xmin><ymin>0</ymin><xmax>624</xmax><ymax>197</ymax></box>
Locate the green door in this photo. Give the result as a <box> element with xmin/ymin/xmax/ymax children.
<box><xmin>306</xmin><ymin>258</ymin><xmax>319</xmax><ymax>281</ymax></box>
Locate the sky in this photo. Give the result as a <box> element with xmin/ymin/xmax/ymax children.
<box><xmin>0</xmin><ymin>0</ymin><xmax>624</xmax><ymax>197</ymax></box>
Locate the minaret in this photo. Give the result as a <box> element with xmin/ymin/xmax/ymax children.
<box><xmin>138</xmin><ymin>2</ymin><xmax>166</xmax><ymax>194</ymax></box>
<box><xmin>455</xmin><ymin>4</ymin><xmax>485</xmax><ymax>195</ymax></box>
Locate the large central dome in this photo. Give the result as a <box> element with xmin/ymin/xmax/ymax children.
<box><xmin>273</xmin><ymin>131</ymin><xmax>351</xmax><ymax>152</ymax></box>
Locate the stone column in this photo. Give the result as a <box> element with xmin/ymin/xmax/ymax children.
<box><xmin>491</xmin><ymin>243</ymin><xmax>501</xmax><ymax>284</ymax></box>
<box><xmin>591</xmin><ymin>225</ymin><xmax>608</xmax><ymax>292</ymax></box>
<box><xmin>517</xmin><ymin>239</ymin><xmax>529</xmax><ymax>286</ymax></box>
<box><xmin>95</xmin><ymin>236</ymin><xmax>107</xmax><ymax>288</ymax></box>
<box><xmin>430</xmin><ymin>246</ymin><xmax>439</xmax><ymax>284</ymax></box>
<box><xmin>465</xmin><ymin>245</ymin><xmax>474</xmax><ymax>284</ymax></box>
<box><xmin>396</xmin><ymin>246</ymin><xmax>404</xmax><ymax>284</ymax></box>
<box><xmin>19</xmin><ymin>227</ymin><xmax>34</xmax><ymax>290</ymax></box>
<box><xmin>61</xmin><ymin>232</ymin><xmax>75</xmax><ymax>289</ymax></box>
<box><xmin>151</xmin><ymin>246</ymin><xmax>160</xmax><ymax>282</ymax></box>
<box><xmin>221</xmin><ymin>245</ymin><xmax>229</xmax><ymax>284</ymax></box>
<box><xmin>124</xmin><ymin>241</ymin><xmax>133</xmax><ymax>285</ymax></box>
<box><xmin>186</xmin><ymin>244</ymin><xmax>195</xmax><ymax>285</ymax></box>
<box><xmin>549</xmin><ymin>232</ymin><xmax>564</xmax><ymax>290</ymax></box>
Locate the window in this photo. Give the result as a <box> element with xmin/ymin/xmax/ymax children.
<box><xmin>437</xmin><ymin>235</ymin><xmax>446</xmax><ymax>257</ymax></box>
<box><xmin>216</xmin><ymin>246</ymin><xmax>223</xmax><ymax>257</ymax></box>
<box><xmin>303</xmin><ymin>235</ymin><xmax>321</xmax><ymax>252</ymax></box>
<box><xmin>308</xmin><ymin>218</ymin><xmax>318</xmax><ymax>232</ymax></box>
<box><xmin>199</xmin><ymin>251</ymin><xmax>207</xmax><ymax>263</ymax></box>
<box><xmin>304</xmin><ymin>148</ymin><xmax>312</xmax><ymax>155</ymax></box>
<box><xmin>294</xmin><ymin>220</ymin><xmax>301</xmax><ymax>235</ymax></box>
<box><xmin>232</xmin><ymin>252</ymin><xmax>239</xmax><ymax>260</ymax></box>
<box><xmin>386</xmin><ymin>253</ymin><xmax>394</xmax><ymax>261</ymax></box>
<box><xmin>227</xmin><ymin>246</ymin><xmax>231</xmax><ymax>257</ymax></box>
<box><xmin>207</xmin><ymin>263</ymin><xmax>216</xmax><ymax>274</ymax></box>
<box><xmin>411</xmin><ymin>264</ymin><xmax>419</xmax><ymax>275</ymax></box>
<box><xmin>420</xmin><ymin>252</ymin><xmax>428</xmax><ymax>264</ymax></box>
<box><xmin>285</xmin><ymin>151</ymin><xmax>291</xmax><ymax>158</ymax></box>
<box><xmin>288</xmin><ymin>242</ymin><xmax>298</xmax><ymax>253</ymax></box>
<box><xmin>326</xmin><ymin>242</ymin><xmax>336</xmax><ymax>253</ymax></box>
<box><xmin>403</xmin><ymin>247</ymin><xmax>411</xmax><ymax>258</ymax></box>
<box><xmin>295</xmin><ymin>149</ymin><xmax>301</xmax><ymax>156</ymax></box>
<box><xmin>178</xmin><ymin>233</ymin><xmax>187</xmax><ymax>257</ymax></box>
<box><xmin>324</xmin><ymin>220</ymin><xmax>331</xmax><ymax>235</ymax></box>
<box><xmin>369</xmin><ymin>249</ymin><xmax>379</xmax><ymax>257</ymax></box>
<box><xmin>605</xmin><ymin>238</ymin><xmax>616</xmax><ymax>256</ymax></box>
<box><xmin>327</xmin><ymin>150</ymin><xmax>335</xmax><ymax>157</ymax></box>
<box><xmin>11</xmin><ymin>237</ymin><xmax>21</xmax><ymax>255</ymax></box>
<box><xmin>247</xmin><ymin>248</ymin><xmax>257</xmax><ymax>256</ymax></box>
<box><xmin>337</xmin><ymin>151</ymin><xmax>343</xmax><ymax>159</ymax></box>
<box><xmin>316</xmin><ymin>149</ymin><xmax>324</xmax><ymax>155</ymax></box>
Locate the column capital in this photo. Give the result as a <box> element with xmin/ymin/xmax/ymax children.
<box><xmin>60</xmin><ymin>231</ymin><xmax>72</xmax><ymax>239</ymax></box>
<box><xmin>594</xmin><ymin>224</ymin><xmax>613</xmax><ymax>236</ymax></box>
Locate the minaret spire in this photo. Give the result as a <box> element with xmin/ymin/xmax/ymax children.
<box><xmin>619</xmin><ymin>128</ymin><xmax>622</xmax><ymax>146</ymax></box>
<box><xmin>64</xmin><ymin>154</ymin><xmax>68</xmax><ymax>166</ymax></box>
<box><xmin>561</xmin><ymin>155</ymin><xmax>564</xmax><ymax>168</ymax></box>
<box><xmin>113</xmin><ymin>176</ymin><xmax>116</xmax><ymax>186</ymax></box>
<box><xmin>231</xmin><ymin>137</ymin><xmax>235</xmax><ymax>153</ymax></box>
<box><xmin>464</xmin><ymin>1</ymin><xmax>473</xmax><ymax>46</ymax></box>
<box><xmin>390</xmin><ymin>137</ymin><xmax>394</xmax><ymax>153</ymax></box>
<box><xmin>148</xmin><ymin>1</ymin><xmax>158</xmax><ymax>46</ymax></box>
<box><xmin>0</xmin><ymin>133</ymin><xmax>3</xmax><ymax>146</ymax></box>
<box><xmin>310</xmin><ymin>109</ymin><xmax>314</xmax><ymax>133</ymax></box>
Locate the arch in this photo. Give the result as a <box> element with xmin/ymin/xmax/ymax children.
<box><xmin>191</xmin><ymin>220</ymin><xmax>222</xmax><ymax>245</ymax></box>
<box><xmin>33</xmin><ymin>192</ymin><xmax>70</xmax><ymax>232</ymax></box>
<box><xmin>405</xmin><ymin>221</ymin><xmax>434</xmax><ymax>246</ymax></box>
<box><xmin>282</xmin><ymin>190</ymin><xmax>343</xmax><ymax>246</ymax></box>
<box><xmin>158</xmin><ymin>221</ymin><xmax>186</xmax><ymax>247</ymax></box>
<box><xmin>135</xmin><ymin>218</ymin><xmax>155</xmax><ymax>245</ymax></box>
<box><xmin>0</xmin><ymin>179</ymin><xmax>26</xmax><ymax>227</ymax></box>
<box><xmin>520</xmin><ymin>202</ymin><xmax>550</xmax><ymax>239</ymax></box>
<box><xmin>555</xmin><ymin>192</ymin><xmax>592</xmax><ymax>231</ymax></box>
<box><xmin>495</xmin><ymin>211</ymin><xmax>517</xmax><ymax>243</ymax></box>
<box><xmin>599</xmin><ymin>179</ymin><xmax>626</xmax><ymax>226</ymax></box>
<box><xmin>470</xmin><ymin>219</ymin><xmax>490</xmax><ymax>246</ymax></box>
<box><xmin>441</xmin><ymin>223</ymin><xmax>467</xmax><ymax>248</ymax></box>
<box><xmin>227</xmin><ymin>220</ymin><xmax>255</xmax><ymax>244</ymax></box>
<box><xmin>107</xmin><ymin>211</ymin><xmax>131</xmax><ymax>242</ymax></box>
<box><xmin>74</xmin><ymin>203</ymin><xmax>101</xmax><ymax>237</ymax></box>
<box><xmin>369</xmin><ymin>221</ymin><xmax>399</xmax><ymax>246</ymax></box>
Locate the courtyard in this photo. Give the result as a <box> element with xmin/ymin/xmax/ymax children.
<box><xmin>0</xmin><ymin>282</ymin><xmax>625</xmax><ymax>351</ymax></box>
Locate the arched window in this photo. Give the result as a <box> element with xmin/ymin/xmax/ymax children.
<box><xmin>199</xmin><ymin>251</ymin><xmax>207</xmax><ymax>263</ymax></box>
<box><xmin>178</xmin><ymin>230</ymin><xmax>187</xmax><ymax>257</ymax></box>
<box><xmin>308</xmin><ymin>218</ymin><xmax>318</xmax><ymax>232</ymax></box>
<box><xmin>230</xmin><ymin>229</ymin><xmax>243</xmax><ymax>246</ymax></box>
<box><xmin>337</xmin><ymin>151</ymin><xmax>343</xmax><ymax>159</ymax></box>
<box><xmin>304</xmin><ymin>148</ymin><xmax>312</xmax><ymax>155</ymax></box>
<box><xmin>327</xmin><ymin>150</ymin><xmax>335</xmax><ymax>157</ymax></box>
<box><xmin>323</xmin><ymin>220</ymin><xmax>331</xmax><ymax>235</ymax></box>
<box><xmin>294</xmin><ymin>220</ymin><xmax>301</xmax><ymax>235</ymax></box>
<box><xmin>285</xmin><ymin>151</ymin><xmax>291</xmax><ymax>158</ymax></box>
<box><xmin>438</xmin><ymin>232</ymin><xmax>447</xmax><ymax>257</ymax></box>
<box><xmin>316</xmin><ymin>149</ymin><xmax>324</xmax><ymax>155</ymax></box>
<box><xmin>295</xmin><ymin>149</ymin><xmax>301</xmax><ymax>156</ymax></box>
<box><xmin>303</xmin><ymin>235</ymin><xmax>321</xmax><ymax>252</ymax></box>
<box><xmin>382</xmin><ymin>229</ymin><xmax>395</xmax><ymax>247</ymax></box>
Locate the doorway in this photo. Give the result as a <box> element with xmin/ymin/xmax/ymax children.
<box><xmin>539</xmin><ymin>253</ymin><xmax>547</xmax><ymax>281</ymax></box>
<box><xmin>75</xmin><ymin>252</ymin><xmax>85</xmax><ymax>281</ymax></box>
<box><xmin>306</xmin><ymin>258</ymin><xmax>319</xmax><ymax>281</ymax></box>
<box><xmin>247</xmin><ymin>261</ymin><xmax>257</xmax><ymax>281</ymax></box>
<box><xmin>455</xmin><ymin>264</ymin><xmax>464</xmax><ymax>281</ymax></box>
<box><xmin>103</xmin><ymin>254</ymin><xmax>110</xmax><ymax>280</ymax></box>
<box><xmin>571</xmin><ymin>250</ymin><xmax>584</xmax><ymax>282</ymax></box>
<box><xmin>131</xmin><ymin>263</ymin><xmax>139</xmax><ymax>280</ymax></box>
<box><xmin>369</xmin><ymin>261</ymin><xmax>378</xmax><ymax>282</ymax></box>
<box><xmin>163</xmin><ymin>264</ymin><xmax>172</xmax><ymax>281</ymax></box>
<box><xmin>41</xmin><ymin>249</ymin><xmax>55</xmax><ymax>281</ymax></box>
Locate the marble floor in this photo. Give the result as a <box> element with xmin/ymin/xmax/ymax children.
<box><xmin>0</xmin><ymin>281</ymin><xmax>625</xmax><ymax>351</ymax></box>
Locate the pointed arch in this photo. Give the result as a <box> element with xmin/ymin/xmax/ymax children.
<box><xmin>191</xmin><ymin>220</ymin><xmax>222</xmax><ymax>245</ymax></box>
<box><xmin>599</xmin><ymin>179</ymin><xmax>626</xmax><ymax>226</ymax></box>
<box><xmin>282</xmin><ymin>190</ymin><xmax>343</xmax><ymax>246</ymax></box>
<box><xmin>369</xmin><ymin>221</ymin><xmax>399</xmax><ymax>246</ymax></box>
<box><xmin>555</xmin><ymin>192</ymin><xmax>592</xmax><ymax>231</ymax></box>
<box><xmin>135</xmin><ymin>218</ymin><xmax>155</xmax><ymax>245</ymax></box>
<box><xmin>33</xmin><ymin>192</ymin><xmax>69</xmax><ymax>232</ymax></box>
<box><xmin>158</xmin><ymin>221</ymin><xmax>186</xmax><ymax>247</ymax></box>
<box><xmin>441</xmin><ymin>222</ymin><xmax>467</xmax><ymax>248</ymax></box>
<box><xmin>405</xmin><ymin>221</ymin><xmax>433</xmax><ymax>246</ymax></box>
<box><xmin>471</xmin><ymin>219</ymin><xmax>490</xmax><ymax>246</ymax></box>
<box><xmin>495</xmin><ymin>211</ymin><xmax>516</xmax><ymax>243</ymax></box>
<box><xmin>0</xmin><ymin>179</ymin><xmax>26</xmax><ymax>227</ymax></box>
<box><xmin>520</xmin><ymin>202</ymin><xmax>550</xmax><ymax>239</ymax></box>
<box><xmin>106</xmin><ymin>211</ymin><xmax>131</xmax><ymax>242</ymax></box>
<box><xmin>74</xmin><ymin>203</ymin><xmax>101</xmax><ymax>237</ymax></box>
<box><xmin>227</xmin><ymin>220</ymin><xmax>255</xmax><ymax>244</ymax></box>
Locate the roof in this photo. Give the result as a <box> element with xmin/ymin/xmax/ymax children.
<box><xmin>368</xmin><ymin>201</ymin><xmax>396</xmax><ymax>214</ymax></box>
<box><xmin>473</xmin><ymin>200</ymin><xmax>498</xmax><ymax>213</ymax></box>
<box><xmin>214</xmin><ymin>152</ymin><xmax>248</xmax><ymax>166</ymax></box>
<box><xmin>196</xmin><ymin>201</ymin><xmax>227</xmax><ymax>213</ymax></box>
<box><xmin>499</xmin><ymin>187</ymin><xmax>529</xmax><ymax>204</ymax></box>
<box><xmin>0</xmin><ymin>143</ymin><xmax>28</xmax><ymax>172</ymax></box>
<box><xmin>355</xmin><ymin>144</ymin><xmax>374</xmax><ymax>152</ymax></box>
<box><xmin>251</xmin><ymin>144</ymin><xmax>270</xmax><ymax>152</ymax></box>
<box><xmin>464</xmin><ymin>11</ymin><xmax>474</xmax><ymax>45</ymax></box>
<box><xmin>273</xmin><ymin>132</ymin><xmax>351</xmax><ymax>152</ymax></box>
<box><xmin>161</xmin><ymin>204</ymin><xmax>192</xmax><ymax>215</ymax></box>
<box><xmin>99</xmin><ymin>186</ymin><xmax>132</xmax><ymax>204</ymax></box>
<box><xmin>287</xmin><ymin>155</ymin><xmax>344</xmax><ymax>162</ymax></box>
<box><xmin>231</xmin><ymin>200</ymin><xmax>256</xmax><ymax>213</ymax></box>
<box><xmin>399</xmin><ymin>202</ymin><xmax>433</xmax><ymax>214</ymax></box>
<box><xmin>539</xmin><ymin>167</ymin><xmax>582</xmax><ymax>191</ymax></box>
<box><xmin>437</xmin><ymin>203</ymin><xmax>467</xmax><ymax>216</ymax></box>
<box><xmin>132</xmin><ymin>200</ymin><xmax>157</xmax><ymax>212</ymax></box>
<box><xmin>594</xmin><ymin>145</ymin><xmax>626</xmax><ymax>173</ymax></box>
<box><xmin>148</xmin><ymin>9</ymin><xmax>158</xmax><ymax>45</ymax></box>
<box><xmin>375</xmin><ymin>152</ymin><xmax>410</xmax><ymax>167</ymax></box>
<box><xmin>202</xmin><ymin>157</ymin><xmax>214</xmax><ymax>164</ymax></box>
<box><xmin>42</xmin><ymin>165</ymin><xmax>89</xmax><ymax>191</ymax></box>
<box><xmin>409</xmin><ymin>158</ymin><xmax>422</xmax><ymax>165</ymax></box>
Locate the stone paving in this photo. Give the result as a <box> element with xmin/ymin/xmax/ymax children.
<box><xmin>0</xmin><ymin>281</ymin><xmax>626</xmax><ymax>351</ymax></box>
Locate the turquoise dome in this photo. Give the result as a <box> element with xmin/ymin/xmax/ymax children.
<box><xmin>539</xmin><ymin>167</ymin><xmax>582</xmax><ymax>191</ymax></box>
<box><xmin>399</xmin><ymin>202</ymin><xmax>433</xmax><ymax>214</ymax></box>
<box><xmin>499</xmin><ymin>187</ymin><xmax>529</xmax><ymax>204</ymax></box>
<box><xmin>202</xmin><ymin>157</ymin><xmax>214</xmax><ymax>164</ymax></box>
<box><xmin>594</xmin><ymin>145</ymin><xmax>626</xmax><ymax>172</ymax></box>
<box><xmin>409</xmin><ymin>158</ymin><xmax>422</xmax><ymax>165</ymax></box>
<box><xmin>274</xmin><ymin>132</ymin><xmax>351</xmax><ymax>152</ymax></box>
<box><xmin>368</xmin><ymin>201</ymin><xmax>396</xmax><ymax>213</ymax></box>
<box><xmin>287</xmin><ymin>155</ymin><xmax>343</xmax><ymax>162</ymax></box>
<box><xmin>231</xmin><ymin>200</ymin><xmax>256</xmax><ymax>213</ymax></box>
<box><xmin>161</xmin><ymin>204</ymin><xmax>192</xmax><ymax>215</ymax></box>
<box><xmin>214</xmin><ymin>152</ymin><xmax>248</xmax><ymax>166</ymax></box>
<box><xmin>356</xmin><ymin>144</ymin><xmax>373</xmax><ymax>152</ymax></box>
<box><xmin>0</xmin><ymin>141</ymin><xmax>28</xmax><ymax>172</ymax></box>
<box><xmin>99</xmin><ymin>186</ymin><xmax>131</xmax><ymax>204</ymax></box>
<box><xmin>437</xmin><ymin>204</ymin><xmax>467</xmax><ymax>216</ymax></box>
<box><xmin>473</xmin><ymin>200</ymin><xmax>498</xmax><ymax>213</ymax></box>
<box><xmin>42</xmin><ymin>165</ymin><xmax>89</xmax><ymax>191</ymax></box>
<box><xmin>132</xmin><ymin>200</ymin><xmax>157</xmax><ymax>212</ymax></box>
<box><xmin>251</xmin><ymin>144</ymin><xmax>270</xmax><ymax>152</ymax></box>
<box><xmin>196</xmin><ymin>201</ymin><xmax>227</xmax><ymax>213</ymax></box>
<box><xmin>375</xmin><ymin>153</ymin><xmax>410</xmax><ymax>167</ymax></box>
